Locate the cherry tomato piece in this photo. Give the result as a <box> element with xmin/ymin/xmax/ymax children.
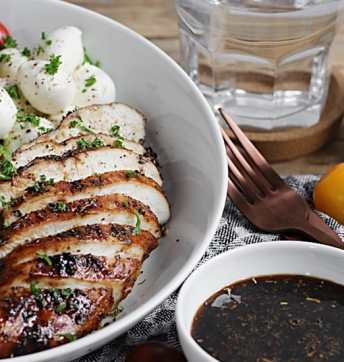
<box><xmin>0</xmin><ymin>23</ymin><xmax>10</xmax><ymax>45</ymax></box>
<box><xmin>313</xmin><ymin>162</ymin><xmax>344</xmax><ymax>225</ymax></box>
<box><xmin>125</xmin><ymin>342</ymin><xmax>187</xmax><ymax>362</ymax></box>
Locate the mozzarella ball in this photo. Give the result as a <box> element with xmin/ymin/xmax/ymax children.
<box><xmin>0</xmin><ymin>78</ymin><xmax>38</xmax><ymax>115</ymax></box>
<box><xmin>0</xmin><ymin>87</ymin><xmax>17</xmax><ymax>139</ymax></box>
<box><xmin>0</xmin><ymin>48</ymin><xmax>28</xmax><ymax>79</ymax></box>
<box><xmin>5</xmin><ymin>116</ymin><xmax>54</xmax><ymax>154</ymax></box>
<box><xmin>34</xmin><ymin>26</ymin><xmax>84</xmax><ymax>73</ymax></box>
<box><xmin>17</xmin><ymin>60</ymin><xmax>75</xmax><ymax>114</ymax></box>
<box><xmin>73</xmin><ymin>63</ymin><xmax>115</xmax><ymax>107</ymax></box>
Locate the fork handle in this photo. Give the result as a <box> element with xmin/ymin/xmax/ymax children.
<box><xmin>293</xmin><ymin>220</ymin><xmax>344</xmax><ymax>250</ymax></box>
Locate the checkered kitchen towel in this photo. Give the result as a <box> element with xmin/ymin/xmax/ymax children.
<box><xmin>73</xmin><ymin>174</ymin><xmax>344</xmax><ymax>362</ymax></box>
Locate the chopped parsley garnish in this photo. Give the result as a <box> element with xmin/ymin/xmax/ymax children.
<box><xmin>0</xmin><ymin>154</ymin><xmax>17</xmax><ymax>180</ymax></box>
<box><xmin>70</xmin><ymin>120</ymin><xmax>79</xmax><ymax>128</ymax></box>
<box><xmin>123</xmin><ymin>201</ymin><xmax>129</xmax><ymax>207</ymax></box>
<box><xmin>0</xmin><ymin>35</ymin><xmax>18</xmax><ymax>50</ymax></box>
<box><xmin>111</xmin><ymin>125</ymin><xmax>121</xmax><ymax>137</ymax></box>
<box><xmin>41</xmin><ymin>31</ymin><xmax>52</xmax><ymax>46</ymax></box>
<box><xmin>17</xmin><ymin>112</ymin><xmax>40</xmax><ymax>127</ymax></box>
<box><xmin>4</xmin><ymin>221</ymin><xmax>11</xmax><ymax>227</ymax></box>
<box><xmin>133</xmin><ymin>209</ymin><xmax>141</xmax><ymax>235</ymax></box>
<box><xmin>4</xmin><ymin>85</ymin><xmax>20</xmax><ymax>99</ymax></box>
<box><xmin>40</xmin><ymin>174</ymin><xmax>55</xmax><ymax>185</ymax></box>
<box><xmin>126</xmin><ymin>171</ymin><xmax>136</xmax><ymax>178</ymax></box>
<box><xmin>30</xmin><ymin>281</ymin><xmax>41</xmax><ymax>297</ymax></box>
<box><xmin>36</xmin><ymin>251</ymin><xmax>52</xmax><ymax>266</ymax></box>
<box><xmin>114</xmin><ymin>139</ymin><xmax>124</xmax><ymax>148</ymax></box>
<box><xmin>21</xmin><ymin>47</ymin><xmax>31</xmax><ymax>57</ymax></box>
<box><xmin>76</xmin><ymin>137</ymin><xmax>104</xmax><ymax>149</ymax></box>
<box><xmin>82</xmin><ymin>75</ymin><xmax>97</xmax><ymax>93</ymax></box>
<box><xmin>0</xmin><ymin>195</ymin><xmax>7</xmax><ymax>208</ymax></box>
<box><xmin>62</xmin><ymin>288</ymin><xmax>72</xmax><ymax>297</ymax></box>
<box><xmin>55</xmin><ymin>303</ymin><xmax>67</xmax><ymax>313</ymax></box>
<box><xmin>69</xmin><ymin>120</ymin><xmax>95</xmax><ymax>134</ymax></box>
<box><xmin>113</xmin><ymin>305</ymin><xmax>124</xmax><ymax>317</ymax></box>
<box><xmin>56</xmin><ymin>201</ymin><xmax>67</xmax><ymax>212</ymax></box>
<box><xmin>57</xmin><ymin>333</ymin><xmax>78</xmax><ymax>342</ymax></box>
<box><xmin>85</xmin><ymin>75</ymin><xmax>96</xmax><ymax>87</ymax></box>
<box><xmin>0</xmin><ymin>53</ymin><xmax>11</xmax><ymax>62</ymax></box>
<box><xmin>44</xmin><ymin>54</ymin><xmax>62</xmax><ymax>75</ymax></box>
<box><xmin>36</xmin><ymin>45</ymin><xmax>44</xmax><ymax>56</ymax></box>
<box><xmin>82</xmin><ymin>47</ymin><xmax>100</xmax><ymax>67</ymax></box>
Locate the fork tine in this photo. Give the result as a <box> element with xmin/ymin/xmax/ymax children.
<box><xmin>225</xmin><ymin>157</ymin><xmax>254</xmax><ymax>215</ymax></box>
<box><xmin>219</xmin><ymin>125</ymin><xmax>269</xmax><ymax>197</ymax></box>
<box><xmin>219</xmin><ymin>108</ymin><xmax>286</xmax><ymax>189</ymax></box>
<box><xmin>225</xmin><ymin>144</ymin><xmax>261</xmax><ymax>203</ymax></box>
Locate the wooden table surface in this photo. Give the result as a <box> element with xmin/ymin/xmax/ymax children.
<box><xmin>66</xmin><ymin>0</ymin><xmax>344</xmax><ymax>176</ymax></box>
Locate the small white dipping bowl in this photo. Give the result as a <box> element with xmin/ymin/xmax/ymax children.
<box><xmin>176</xmin><ymin>240</ymin><xmax>344</xmax><ymax>362</ymax></box>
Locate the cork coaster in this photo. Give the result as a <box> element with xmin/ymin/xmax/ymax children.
<box><xmin>224</xmin><ymin>67</ymin><xmax>344</xmax><ymax>163</ymax></box>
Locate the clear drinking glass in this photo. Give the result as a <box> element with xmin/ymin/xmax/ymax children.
<box><xmin>175</xmin><ymin>0</ymin><xmax>344</xmax><ymax>130</ymax></box>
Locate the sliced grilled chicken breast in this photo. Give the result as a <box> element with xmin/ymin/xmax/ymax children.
<box><xmin>0</xmin><ymin>147</ymin><xmax>163</xmax><ymax>203</ymax></box>
<box><xmin>1</xmin><ymin>224</ymin><xmax>158</xmax><ymax>268</ymax></box>
<box><xmin>0</xmin><ymin>286</ymin><xmax>113</xmax><ymax>358</ymax></box>
<box><xmin>4</xmin><ymin>171</ymin><xmax>170</xmax><ymax>225</ymax></box>
<box><xmin>17</xmin><ymin>102</ymin><xmax>146</xmax><ymax>152</ymax></box>
<box><xmin>0</xmin><ymin>194</ymin><xmax>162</xmax><ymax>258</ymax></box>
<box><xmin>0</xmin><ymin>224</ymin><xmax>158</xmax><ymax>358</ymax></box>
<box><xmin>12</xmin><ymin>134</ymin><xmax>146</xmax><ymax>169</ymax></box>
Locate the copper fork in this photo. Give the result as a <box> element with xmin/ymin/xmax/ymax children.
<box><xmin>219</xmin><ymin>108</ymin><xmax>344</xmax><ymax>250</ymax></box>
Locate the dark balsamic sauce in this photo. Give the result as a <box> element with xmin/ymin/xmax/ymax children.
<box><xmin>192</xmin><ymin>275</ymin><xmax>344</xmax><ymax>361</ymax></box>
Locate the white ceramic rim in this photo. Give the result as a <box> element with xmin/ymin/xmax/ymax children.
<box><xmin>176</xmin><ymin>241</ymin><xmax>344</xmax><ymax>362</ymax></box>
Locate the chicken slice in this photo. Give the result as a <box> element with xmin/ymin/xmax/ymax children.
<box><xmin>12</xmin><ymin>133</ymin><xmax>146</xmax><ymax>169</ymax></box>
<box><xmin>4</xmin><ymin>171</ymin><xmax>170</xmax><ymax>225</ymax></box>
<box><xmin>2</xmin><ymin>223</ymin><xmax>158</xmax><ymax>268</ymax></box>
<box><xmin>0</xmin><ymin>286</ymin><xmax>113</xmax><ymax>358</ymax></box>
<box><xmin>0</xmin><ymin>194</ymin><xmax>162</xmax><ymax>258</ymax></box>
<box><xmin>0</xmin><ymin>147</ymin><xmax>163</xmax><ymax>204</ymax></box>
<box><xmin>17</xmin><ymin>102</ymin><xmax>146</xmax><ymax>152</ymax></box>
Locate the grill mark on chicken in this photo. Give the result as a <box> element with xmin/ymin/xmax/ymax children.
<box><xmin>4</xmin><ymin>171</ymin><xmax>170</xmax><ymax>225</ymax></box>
<box><xmin>17</xmin><ymin>102</ymin><xmax>147</xmax><ymax>153</ymax></box>
<box><xmin>0</xmin><ymin>286</ymin><xmax>113</xmax><ymax>358</ymax></box>
<box><xmin>0</xmin><ymin>253</ymin><xmax>141</xmax><ymax>290</ymax></box>
<box><xmin>1</xmin><ymin>224</ymin><xmax>158</xmax><ymax>270</ymax></box>
<box><xmin>12</xmin><ymin>134</ymin><xmax>146</xmax><ymax>169</ymax></box>
<box><xmin>0</xmin><ymin>194</ymin><xmax>161</xmax><ymax>258</ymax></box>
<box><xmin>0</xmin><ymin>146</ymin><xmax>163</xmax><ymax>203</ymax></box>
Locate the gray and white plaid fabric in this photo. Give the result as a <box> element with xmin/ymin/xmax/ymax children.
<box><xmin>73</xmin><ymin>174</ymin><xmax>344</xmax><ymax>362</ymax></box>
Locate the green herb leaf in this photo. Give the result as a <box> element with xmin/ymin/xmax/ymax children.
<box><xmin>85</xmin><ymin>75</ymin><xmax>96</xmax><ymax>87</ymax></box>
<box><xmin>17</xmin><ymin>112</ymin><xmax>40</xmax><ymax>127</ymax></box>
<box><xmin>44</xmin><ymin>54</ymin><xmax>62</xmax><ymax>75</ymax></box>
<box><xmin>0</xmin><ymin>154</ymin><xmax>17</xmax><ymax>180</ymax></box>
<box><xmin>82</xmin><ymin>47</ymin><xmax>100</xmax><ymax>67</ymax></box>
<box><xmin>0</xmin><ymin>35</ymin><xmax>18</xmax><ymax>50</ymax></box>
<box><xmin>62</xmin><ymin>288</ymin><xmax>72</xmax><ymax>297</ymax></box>
<box><xmin>126</xmin><ymin>171</ymin><xmax>136</xmax><ymax>178</ymax></box>
<box><xmin>4</xmin><ymin>84</ymin><xmax>20</xmax><ymax>99</ymax></box>
<box><xmin>21</xmin><ymin>47</ymin><xmax>31</xmax><ymax>57</ymax></box>
<box><xmin>55</xmin><ymin>303</ymin><xmax>67</xmax><ymax>313</ymax></box>
<box><xmin>133</xmin><ymin>209</ymin><xmax>141</xmax><ymax>235</ymax></box>
<box><xmin>57</xmin><ymin>333</ymin><xmax>78</xmax><ymax>342</ymax></box>
<box><xmin>30</xmin><ymin>281</ymin><xmax>41</xmax><ymax>297</ymax></box>
<box><xmin>0</xmin><ymin>53</ymin><xmax>11</xmax><ymax>62</ymax></box>
<box><xmin>36</xmin><ymin>251</ymin><xmax>52</xmax><ymax>265</ymax></box>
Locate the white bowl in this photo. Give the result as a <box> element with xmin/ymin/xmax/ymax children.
<box><xmin>176</xmin><ymin>241</ymin><xmax>344</xmax><ymax>362</ymax></box>
<box><xmin>0</xmin><ymin>1</ymin><xmax>228</xmax><ymax>361</ymax></box>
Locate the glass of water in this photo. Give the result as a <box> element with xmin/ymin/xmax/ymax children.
<box><xmin>175</xmin><ymin>0</ymin><xmax>344</xmax><ymax>130</ymax></box>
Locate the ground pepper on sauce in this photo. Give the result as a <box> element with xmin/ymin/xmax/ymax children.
<box><xmin>192</xmin><ymin>275</ymin><xmax>344</xmax><ymax>361</ymax></box>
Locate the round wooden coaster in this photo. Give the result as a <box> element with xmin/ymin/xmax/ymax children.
<box><xmin>224</xmin><ymin>67</ymin><xmax>344</xmax><ymax>163</ymax></box>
